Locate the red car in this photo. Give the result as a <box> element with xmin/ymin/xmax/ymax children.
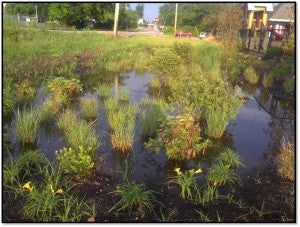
<box><xmin>175</xmin><ymin>31</ymin><xmax>192</xmax><ymax>38</ymax></box>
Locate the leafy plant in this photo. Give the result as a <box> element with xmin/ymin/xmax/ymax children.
<box><xmin>109</xmin><ymin>180</ymin><xmax>160</xmax><ymax>217</ymax></box>
<box><xmin>215</xmin><ymin>148</ymin><xmax>244</xmax><ymax>169</ymax></box>
<box><xmin>56</xmin><ymin>146</ymin><xmax>95</xmax><ymax>178</ymax></box>
<box><xmin>14</xmin><ymin>82</ymin><xmax>36</xmax><ymax>106</ymax></box>
<box><xmin>47</xmin><ymin>77</ymin><xmax>83</xmax><ymax>100</ymax></box>
<box><xmin>158</xmin><ymin>113</ymin><xmax>210</xmax><ymax>160</ymax></box>
<box><xmin>14</xmin><ymin>108</ymin><xmax>40</xmax><ymax>145</ymax></box>
<box><xmin>244</xmin><ymin>67</ymin><xmax>259</xmax><ymax>84</ymax></box>
<box><xmin>79</xmin><ymin>97</ymin><xmax>99</xmax><ymax>121</ymax></box>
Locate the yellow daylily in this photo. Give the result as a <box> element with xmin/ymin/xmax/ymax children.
<box><xmin>194</xmin><ymin>168</ymin><xmax>202</xmax><ymax>174</ymax></box>
<box><xmin>55</xmin><ymin>188</ymin><xmax>64</xmax><ymax>194</ymax></box>
<box><xmin>22</xmin><ymin>182</ymin><xmax>34</xmax><ymax>192</ymax></box>
<box><xmin>174</xmin><ymin>167</ymin><xmax>182</xmax><ymax>175</ymax></box>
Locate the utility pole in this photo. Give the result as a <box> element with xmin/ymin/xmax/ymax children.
<box><xmin>35</xmin><ymin>4</ymin><xmax>38</xmax><ymax>23</ymax></box>
<box><xmin>113</xmin><ymin>3</ymin><xmax>120</xmax><ymax>38</ymax></box>
<box><xmin>174</xmin><ymin>3</ymin><xmax>178</xmax><ymax>37</ymax></box>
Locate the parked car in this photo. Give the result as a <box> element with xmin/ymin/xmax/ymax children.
<box><xmin>199</xmin><ymin>32</ymin><xmax>207</xmax><ymax>39</ymax></box>
<box><xmin>175</xmin><ymin>31</ymin><xmax>192</xmax><ymax>38</ymax></box>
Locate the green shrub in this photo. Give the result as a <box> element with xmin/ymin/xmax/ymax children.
<box><xmin>262</xmin><ymin>73</ymin><xmax>273</xmax><ymax>88</ymax></box>
<box><xmin>283</xmin><ymin>77</ymin><xmax>295</xmax><ymax>94</ymax></box>
<box><xmin>244</xmin><ymin>67</ymin><xmax>259</xmax><ymax>84</ymax></box>
<box><xmin>97</xmin><ymin>84</ymin><xmax>111</xmax><ymax>100</ymax></box>
<box><xmin>275</xmin><ymin>138</ymin><xmax>294</xmax><ymax>181</ymax></box>
<box><xmin>171</xmin><ymin>42</ymin><xmax>192</xmax><ymax>63</ymax></box>
<box><xmin>56</xmin><ymin>146</ymin><xmax>95</xmax><ymax>178</ymax></box>
<box><xmin>80</xmin><ymin>97</ymin><xmax>99</xmax><ymax>121</ymax></box>
<box><xmin>14</xmin><ymin>82</ymin><xmax>36</xmax><ymax>106</ymax></box>
<box><xmin>196</xmin><ymin>45</ymin><xmax>222</xmax><ymax>71</ymax></box>
<box><xmin>158</xmin><ymin>113</ymin><xmax>211</xmax><ymax>160</ymax></box>
<box><xmin>109</xmin><ymin>180</ymin><xmax>159</xmax><ymax>217</ymax></box>
<box><xmin>14</xmin><ymin>108</ymin><xmax>40</xmax><ymax>145</ymax></box>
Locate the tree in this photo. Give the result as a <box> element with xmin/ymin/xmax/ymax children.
<box><xmin>118</xmin><ymin>3</ymin><xmax>139</xmax><ymax>30</ymax></box>
<box><xmin>135</xmin><ymin>3</ymin><xmax>144</xmax><ymax>18</ymax></box>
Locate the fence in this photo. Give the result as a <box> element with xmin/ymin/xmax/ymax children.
<box><xmin>4</xmin><ymin>14</ymin><xmax>38</xmax><ymax>24</ymax></box>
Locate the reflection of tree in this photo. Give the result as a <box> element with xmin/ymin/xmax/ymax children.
<box><xmin>111</xmin><ymin>150</ymin><xmax>134</xmax><ymax>179</ymax></box>
<box><xmin>241</xmin><ymin>82</ymin><xmax>256</xmax><ymax>95</ymax></box>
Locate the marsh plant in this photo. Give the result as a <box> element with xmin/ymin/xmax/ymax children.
<box><xmin>103</xmin><ymin>97</ymin><xmax>119</xmax><ymax>114</ymax></box>
<box><xmin>283</xmin><ymin>77</ymin><xmax>295</xmax><ymax>94</ymax></box>
<box><xmin>141</xmin><ymin>102</ymin><xmax>166</xmax><ymax>139</ymax></box>
<box><xmin>244</xmin><ymin>67</ymin><xmax>259</xmax><ymax>84</ymax></box>
<box><xmin>158</xmin><ymin>113</ymin><xmax>210</xmax><ymax>160</ymax></box>
<box><xmin>14</xmin><ymin>82</ymin><xmax>36</xmax><ymax>107</ymax></box>
<box><xmin>109</xmin><ymin>179</ymin><xmax>160</xmax><ymax>217</ymax></box>
<box><xmin>64</xmin><ymin>120</ymin><xmax>99</xmax><ymax>153</ymax></box>
<box><xmin>206</xmin><ymin>149</ymin><xmax>243</xmax><ymax>187</ymax></box>
<box><xmin>80</xmin><ymin>97</ymin><xmax>99</xmax><ymax>121</ymax></box>
<box><xmin>262</xmin><ymin>73</ymin><xmax>274</xmax><ymax>88</ymax></box>
<box><xmin>57</xmin><ymin>109</ymin><xmax>78</xmax><ymax>134</ymax></box>
<box><xmin>56</xmin><ymin>146</ymin><xmax>95</xmax><ymax>178</ymax></box>
<box><xmin>119</xmin><ymin>88</ymin><xmax>130</xmax><ymax>103</ymax></box>
<box><xmin>14</xmin><ymin>108</ymin><xmax>40</xmax><ymax>145</ymax></box>
<box><xmin>205</xmin><ymin>106</ymin><xmax>229</xmax><ymax>138</ymax></box>
<box><xmin>106</xmin><ymin>103</ymin><xmax>138</xmax><ymax>152</ymax></box>
<box><xmin>3</xmin><ymin>78</ymin><xmax>14</xmax><ymax>119</ymax></box>
<box><xmin>47</xmin><ymin>77</ymin><xmax>83</xmax><ymax>100</ymax></box>
<box><xmin>97</xmin><ymin>84</ymin><xmax>111</xmax><ymax>100</ymax></box>
<box><xmin>275</xmin><ymin>138</ymin><xmax>295</xmax><ymax>181</ymax></box>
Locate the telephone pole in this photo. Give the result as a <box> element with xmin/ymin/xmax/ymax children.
<box><xmin>174</xmin><ymin>3</ymin><xmax>178</xmax><ymax>37</ymax></box>
<box><xmin>113</xmin><ymin>3</ymin><xmax>120</xmax><ymax>38</ymax></box>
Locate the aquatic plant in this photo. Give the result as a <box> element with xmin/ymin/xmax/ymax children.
<box><xmin>119</xmin><ymin>88</ymin><xmax>130</xmax><ymax>103</ymax></box>
<box><xmin>56</xmin><ymin>146</ymin><xmax>95</xmax><ymax>178</ymax></box>
<box><xmin>97</xmin><ymin>84</ymin><xmax>111</xmax><ymax>100</ymax></box>
<box><xmin>79</xmin><ymin>97</ymin><xmax>99</xmax><ymax>121</ymax></box>
<box><xmin>47</xmin><ymin>77</ymin><xmax>83</xmax><ymax>100</ymax></box>
<box><xmin>57</xmin><ymin>109</ymin><xmax>78</xmax><ymax>134</ymax></box>
<box><xmin>141</xmin><ymin>102</ymin><xmax>166</xmax><ymax>139</ymax></box>
<box><xmin>283</xmin><ymin>77</ymin><xmax>295</xmax><ymax>94</ymax></box>
<box><xmin>103</xmin><ymin>97</ymin><xmax>118</xmax><ymax>114</ymax></box>
<box><xmin>14</xmin><ymin>108</ymin><xmax>40</xmax><ymax>145</ymax></box>
<box><xmin>64</xmin><ymin>121</ymin><xmax>99</xmax><ymax>153</ymax></box>
<box><xmin>106</xmin><ymin>104</ymin><xmax>138</xmax><ymax>152</ymax></box>
<box><xmin>205</xmin><ymin>106</ymin><xmax>229</xmax><ymax>138</ymax></box>
<box><xmin>275</xmin><ymin>138</ymin><xmax>295</xmax><ymax>181</ymax></box>
<box><xmin>14</xmin><ymin>82</ymin><xmax>36</xmax><ymax>107</ymax></box>
<box><xmin>3</xmin><ymin>78</ymin><xmax>14</xmax><ymax>119</ymax></box>
<box><xmin>215</xmin><ymin>148</ymin><xmax>244</xmax><ymax>169</ymax></box>
<box><xmin>109</xmin><ymin>180</ymin><xmax>160</xmax><ymax>217</ymax></box>
<box><xmin>243</xmin><ymin>67</ymin><xmax>259</xmax><ymax>84</ymax></box>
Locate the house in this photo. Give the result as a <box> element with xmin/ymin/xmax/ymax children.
<box><xmin>267</xmin><ymin>3</ymin><xmax>295</xmax><ymax>38</ymax></box>
<box><xmin>242</xmin><ymin>3</ymin><xmax>273</xmax><ymax>30</ymax></box>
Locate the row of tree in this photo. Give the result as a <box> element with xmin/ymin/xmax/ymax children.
<box><xmin>5</xmin><ymin>3</ymin><xmax>145</xmax><ymax>29</ymax></box>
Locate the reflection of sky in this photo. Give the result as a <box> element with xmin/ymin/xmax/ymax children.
<box><xmin>130</xmin><ymin>3</ymin><xmax>163</xmax><ymax>21</ymax></box>
<box><xmin>228</xmin><ymin>100</ymin><xmax>272</xmax><ymax>172</ymax></box>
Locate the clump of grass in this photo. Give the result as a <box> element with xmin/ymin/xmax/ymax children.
<box><xmin>275</xmin><ymin>138</ymin><xmax>294</xmax><ymax>181</ymax></box>
<box><xmin>119</xmin><ymin>88</ymin><xmax>130</xmax><ymax>103</ymax></box>
<box><xmin>39</xmin><ymin>93</ymin><xmax>69</xmax><ymax>123</ymax></box>
<box><xmin>14</xmin><ymin>108</ymin><xmax>40</xmax><ymax>145</ymax></box>
<box><xmin>262</xmin><ymin>73</ymin><xmax>273</xmax><ymax>88</ymax></box>
<box><xmin>57</xmin><ymin>109</ymin><xmax>78</xmax><ymax>134</ymax></box>
<box><xmin>97</xmin><ymin>84</ymin><xmax>111</xmax><ymax>100</ymax></box>
<box><xmin>109</xmin><ymin>179</ymin><xmax>160</xmax><ymax>217</ymax></box>
<box><xmin>103</xmin><ymin>97</ymin><xmax>118</xmax><ymax>114</ymax></box>
<box><xmin>64</xmin><ymin>121</ymin><xmax>99</xmax><ymax>153</ymax></box>
<box><xmin>244</xmin><ymin>67</ymin><xmax>259</xmax><ymax>84</ymax></box>
<box><xmin>106</xmin><ymin>104</ymin><xmax>138</xmax><ymax>152</ymax></box>
<box><xmin>3</xmin><ymin>78</ymin><xmax>14</xmax><ymax>119</ymax></box>
<box><xmin>216</xmin><ymin>148</ymin><xmax>244</xmax><ymax>169</ymax></box>
<box><xmin>141</xmin><ymin>102</ymin><xmax>165</xmax><ymax>139</ymax></box>
<box><xmin>14</xmin><ymin>82</ymin><xmax>36</xmax><ymax>107</ymax></box>
<box><xmin>79</xmin><ymin>97</ymin><xmax>99</xmax><ymax>121</ymax></box>
<box><xmin>205</xmin><ymin>106</ymin><xmax>229</xmax><ymax>138</ymax></box>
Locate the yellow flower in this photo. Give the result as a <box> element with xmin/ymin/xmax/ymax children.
<box><xmin>49</xmin><ymin>184</ymin><xmax>54</xmax><ymax>193</ymax></box>
<box><xmin>55</xmin><ymin>188</ymin><xmax>64</xmax><ymax>194</ymax></box>
<box><xmin>174</xmin><ymin>167</ymin><xmax>182</xmax><ymax>175</ymax></box>
<box><xmin>194</xmin><ymin>168</ymin><xmax>202</xmax><ymax>174</ymax></box>
<box><xmin>23</xmin><ymin>182</ymin><xmax>34</xmax><ymax>192</ymax></box>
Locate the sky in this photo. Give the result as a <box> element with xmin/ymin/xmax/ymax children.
<box><xmin>130</xmin><ymin>3</ymin><xmax>162</xmax><ymax>22</ymax></box>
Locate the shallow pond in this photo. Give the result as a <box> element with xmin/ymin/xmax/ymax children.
<box><xmin>5</xmin><ymin>72</ymin><xmax>295</xmax><ymax>182</ymax></box>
